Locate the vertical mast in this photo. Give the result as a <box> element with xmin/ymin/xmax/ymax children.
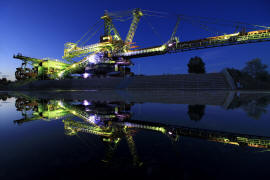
<box><xmin>125</xmin><ymin>8</ymin><xmax>143</xmax><ymax>49</ymax></box>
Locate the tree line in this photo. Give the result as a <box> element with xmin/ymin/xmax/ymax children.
<box><xmin>227</xmin><ymin>58</ymin><xmax>270</xmax><ymax>89</ymax></box>
<box><xmin>187</xmin><ymin>56</ymin><xmax>270</xmax><ymax>89</ymax></box>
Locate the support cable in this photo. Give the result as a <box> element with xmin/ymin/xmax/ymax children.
<box><xmin>142</xmin><ymin>10</ymin><xmax>270</xmax><ymax>29</ymax></box>
<box><xmin>80</xmin><ymin>24</ymin><xmax>104</xmax><ymax>46</ymax></box>
<box><xmin>178</xmin><ymin>14</ymin><xmax>270</xmax><ymax>29</ymax></box>
<box><xmin>145</xmin><ymin>17</ymin><xmax>163</xmax><ymax>43</ymax></box>
<box><xmin>142</xmin><ymin>9</ymin><xmax>170</xmax><ymax>16</ymax></box>
<box><xmin>186</xmin><ymin>18</ymin><xmax>224</xmax><ymax>36</ymax></box>
<box><xmin>76</xmin><ymin>19</ymin><xmax>102</xmax><ymax>45</ymax></box>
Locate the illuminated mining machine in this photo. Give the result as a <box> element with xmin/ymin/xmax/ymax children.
<box><xmin>13</xmin><ymin>9</ymin><xmax>270</xmax><ymax>80</ymax></box>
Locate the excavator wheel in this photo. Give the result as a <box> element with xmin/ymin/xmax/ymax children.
<box><xmin>15</xmin><ymin>68</ymin><xmax>25</xmax><ymax>80</ymax></box>
<box><xmin>15</xmin><ymin>68</ymin><xmax>33</xmax><ymax>80</ymax></box>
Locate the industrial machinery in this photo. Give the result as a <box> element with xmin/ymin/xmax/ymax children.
<box><xmin>13</xmin><ymin>9</ymin><xmax>270</xmax><ymax>80</ymax></box>
<box><xmin>13</xmin><ymin>53</ymin><xmax>70</xmax><ymax>80</ymax></box>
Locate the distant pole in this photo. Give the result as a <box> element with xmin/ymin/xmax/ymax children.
<box><xmin>124</xmin><ymin>65</ymin><xmax>125</xmax><ymax>79</ymax></box>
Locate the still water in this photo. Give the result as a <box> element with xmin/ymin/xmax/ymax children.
<box><xmin>0</xmin><ymin>90</ymin><xmax>270</xmax><ymax>179</ymax></box>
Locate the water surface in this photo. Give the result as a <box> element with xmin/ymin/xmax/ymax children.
<box><xmin>0</xmin><ymin>90</ymin><xmax>270</xmax><ymax>179</ymax></box>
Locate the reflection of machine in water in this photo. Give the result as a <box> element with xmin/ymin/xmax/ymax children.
<box><xmin>14</xmin><ymin>98</ymin><xmax>70</xmax><ymax>124</ymax></box>
<box><xmin>14</xmin><ymin>96</ymin><xmax>139</xmax><ymax>166</ymax></box>
<box><xmin>0</xmin><ymin>93</ymin><xmax>11</xmax><ymax>101</ymax></box>
<box><xmin>14</xmin><ymin>97</ymin><xmax>270</xmax><ymax>165</ymax></box>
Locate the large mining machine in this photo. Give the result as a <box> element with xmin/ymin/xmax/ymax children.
<box><xmin>13</xmin><ymin>9</ymin><xmax>270</xmax><ymax>80</ymax></box>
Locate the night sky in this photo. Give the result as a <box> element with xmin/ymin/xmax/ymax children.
<box><xmin>1</xmin><ymin>0</ymin><xmax>270</xmax><ymax>80</ymax></box>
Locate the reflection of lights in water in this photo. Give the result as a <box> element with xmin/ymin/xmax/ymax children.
<box><xmin>124</xmin><ymin>122</ymin><xmax>133</xmax><ymax>127</ymax></box>
<box><xmin>83</xmin><ymin>100</ymin><xmax>90</xmax><ymax>106</ymax></box>
<box><xmin>117</xmin><ymin>114</ymin><xmax>129</xmax><ymax>120</ymax></box>
<box><xmin>87</xmin><ymin>115</ymin><xmax>96</xmax><ymax>124</ymax></box>
<box><xmin>87</xmin><ymin>115</ymin><xmax>100</xmax><ymax>124</ymax></box>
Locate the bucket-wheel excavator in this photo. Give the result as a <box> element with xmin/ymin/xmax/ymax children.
<box><xmin>13</xmin><ymin>9</ymin><xmax>270</xmax><ymax>80</ymax></box>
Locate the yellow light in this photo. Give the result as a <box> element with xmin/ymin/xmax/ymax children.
<box><xmin>58</xmin><ymin>73</ymin><xmax>62</xmax><ymax>77</ymax></box>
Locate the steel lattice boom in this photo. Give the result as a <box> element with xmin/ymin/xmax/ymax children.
<box><xmin>13</xmin><ymin>9</ymin><xmax>270</xmax><ymax>80</ymax></box>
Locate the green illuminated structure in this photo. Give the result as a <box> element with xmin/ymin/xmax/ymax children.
<box><xmin>13</xmin><ymin>53</ymin><xmax>70</xmax><ymax>80</ymax></box>
<box><xmin>13</xmin><ymin>9</ymin><xmax>270</xmax><ymax>80</ymax></box>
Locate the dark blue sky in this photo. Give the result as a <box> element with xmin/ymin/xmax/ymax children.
<box><xmin>1</xmin><ymin>0</ymin><xmax>270</xmax><ymax>80</ymax></box>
